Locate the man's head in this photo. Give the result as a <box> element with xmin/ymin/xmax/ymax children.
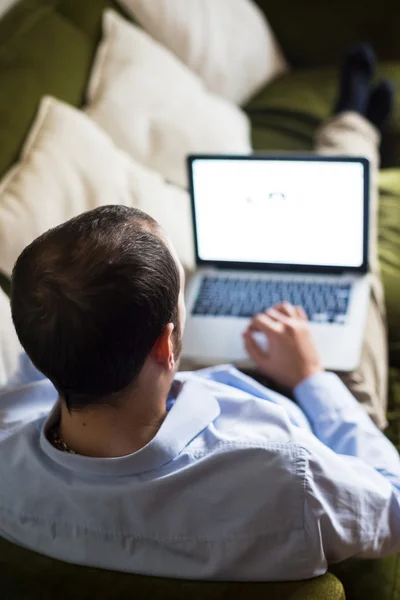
<box><xmin>11</xmin><ymin>206</ymin><xmax>185</xmax><ymax>411</ymax></box>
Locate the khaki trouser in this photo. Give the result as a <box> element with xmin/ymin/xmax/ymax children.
<box><xmin>315</xmin><ymin>112</ymin><xmax>388</xmax><ymax>429</ymax></box>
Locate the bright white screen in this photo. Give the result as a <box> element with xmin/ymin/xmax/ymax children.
<box><xmin>192</xmin><ymin>159</ymin><xmax>365</xmax><ymax>268</ymax></box>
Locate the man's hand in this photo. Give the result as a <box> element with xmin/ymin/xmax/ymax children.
<box><xmin>243</xmin><ymin>302</ymin><xmax>323</xmax><ymax>392</ymax></box>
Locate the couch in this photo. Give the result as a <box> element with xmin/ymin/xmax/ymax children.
<box><xmin>0</xmin><ymin>0</ymin><xmax>399</xmax><ymax>598</ymax></box>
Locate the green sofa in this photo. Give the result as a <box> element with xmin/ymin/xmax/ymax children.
<box><xmin>0</xmin><ymin>1</ymin><xmax>399</xmax><ymax>599</ymax></box>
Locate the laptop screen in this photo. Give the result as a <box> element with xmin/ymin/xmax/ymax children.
<box><xmin>189</xmin><ymin>156</ymin><xmax>369</xmax><ymax>272</ymax></box>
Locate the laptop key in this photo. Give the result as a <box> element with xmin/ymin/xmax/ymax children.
<box><xmin>334</xmin><ymin>314</ymin><xmax>347</xmax><ymax>324</ymax></box>
<box><xmin>312</xmin><ymin>313</ymin><xmax>329</xmax><ymax>323</ymax></box>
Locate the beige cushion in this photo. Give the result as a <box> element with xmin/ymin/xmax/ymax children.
<box><xmin>85</xmin><ymin>10</ymin><xmax>251</xmax><ymax>188</ymax></box>
<box><xmin>0</xmin><ymin>96</ymin><xmax>195</xmax><ymax>278</ymax></box>
<box><xmin>116</xmin><ymin>0</ymin><xmax>288</xmax><ymax>105</ymax></box>
<box><xmin>0</xmin><ymin>287</ymin><xmax>57</xmax><ymax>435</ymax></box>
<box><xmin>0</xmin><ymin>288</ymin><xmax>22</xmax><ymax>391</ymax></box>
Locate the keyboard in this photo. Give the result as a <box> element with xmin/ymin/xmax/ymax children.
<box><xmin>192</xmin><ymin>276</ymin><xmax>351</xmax><ymax>324</ymax></box>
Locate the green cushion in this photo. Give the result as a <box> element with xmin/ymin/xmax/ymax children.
<box><xmin>0</xmin><ymin>536</ymin><xmax>345</xmax><ymax>600</ymax></box>
<box><xmin>330</xmin><ymin>554</ymin><xmax>400</xmax><ymax>600</ymax></box>
<box><xmin>379</xmin><ymin>172</ymin><xmax>400</xmax><ymax>363</ymax></box>
<box><xmin>0</xmin><ymin>271</ymin><xmax>10</xmax><ymax>296</ymax></box>
<box><xmin>53</xmin><ymin>0</ymin><xmax>133</xmax><ymax>38</ymax></box>
<box><xmin>253</xmin><ymin>0</ymin><xmax>400</xmax><ymax>69</ymax></box>
<box><xmin>247</xmin><ymin>64</ymin><xmax>400</xmax><ymax>168</ymax></box>
<box><xmin>387</xmin><ymin>368</ymin><xmax>400</xmax><ymax>452</ymax></box>
<box><xmin>247</xmin><ymin>68</ymin><xmax>334</xmax><ymax>153</ymax></box>
<box><xmin>0</xmin><ymin>0</ymin><xmax>126</xmax><ymax>182</ymax></box>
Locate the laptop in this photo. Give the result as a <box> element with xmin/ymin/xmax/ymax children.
<box><xmin>183</xmin><ymin>154</ymin><xmax>370</xmax><ymax>372</ymax></box>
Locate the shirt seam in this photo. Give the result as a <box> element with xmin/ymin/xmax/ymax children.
<box><xmin>300</xmin><ymin>445</ymin><xmax>366</xmax><ymax>554</ymax></box>
<box><xmin>188</xmin><ymin>439</ymin><xmax>296</xmax><ymax>459</ymax></box>
<box><xmin>298</xmin><ymin>445</ymin><xmax>317</xmax><ymax>573</ymax></box>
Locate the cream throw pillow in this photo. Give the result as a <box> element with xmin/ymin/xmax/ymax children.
<box><xmin>0</xmin><ymin>287</ymin><xmax>22</xmax><ymax>391</ymax></box>
<box><xmin>0</xmin><ymin>96</ymin><xmax>195</xmax><ymax>278</ymax></box>
<box><xmin>0</xmin><ymin>287</ymin><xmax>58</xmax><ymax>437</ymax></box>
<box><xmin>116</xmin><ymin>0</ymin><xmax>288</xmax><ymax>105</ymax></box>
<box><xmin>85</xmin><ymin>10</ymin><xmax>251</xmax><ymax>188</ymax></box>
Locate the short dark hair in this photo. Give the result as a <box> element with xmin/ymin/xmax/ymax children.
<box><xmin>11</xmin><ymin>206</ymin><xmax>180</xmax><ymax>411</ymax></box>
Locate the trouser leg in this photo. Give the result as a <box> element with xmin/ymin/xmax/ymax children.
<box><xmin>315</xmin><ymin>111</ymin><xmax>388</xmax><ymax>429</ymax></box>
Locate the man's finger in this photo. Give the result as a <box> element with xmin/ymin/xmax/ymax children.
<box><xmin>295</xmin><ymin>306</ymin><xmax>308</xmax><ymax>321</ymax></box>
<box><xmin>248</xmin><ymin>312</ymin><xmax>283</xmax><ymax>334</ymax></box>
<box><xmin>265</xmin><ymin>307</ymin><xmax>292</xmax><ymax>327</ymax></box>
<box><xmin>274</xmin><ymin>302</ymin><xmax>297</xmax><ymax>318</ymax></box>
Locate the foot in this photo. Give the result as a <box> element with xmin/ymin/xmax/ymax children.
<box><xmin>366</xmin><ymin>79</ymin><xmax>395</xmax><ymax>130</ymax></box>
<box><xmin>334</xmin><ymin>43</ymin><xmax>376</xmax><ymax>115</ymax></box>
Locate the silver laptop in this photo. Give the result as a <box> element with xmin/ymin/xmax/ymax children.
<box><xmin>183</xmin><ymin>155</ymin><xmax>370</xmax><ymax>372</ymax></box>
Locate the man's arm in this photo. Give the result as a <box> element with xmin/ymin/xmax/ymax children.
<box><xmin>244</xmin><ymin>302</ymin><xmax>400</xmax><ymax>480</ymax></box>
<box><xmin>244</xmin><ymin>301</ymin><xmax>400</xmax><ymax>560</ymax></box>
<box><xmin>297</xmin><ymin>425</ymin><xmax>400</xmax><ymax>562</ymax></box>
<box><xmin>295</xmin><ymin>372</ymin><xmax>400</xmax><ymax>488</ymax></box>
<box><xmin>296</xmin><ymin>373</ymin><xmax>400</xmax><ymax>556</ymax></box>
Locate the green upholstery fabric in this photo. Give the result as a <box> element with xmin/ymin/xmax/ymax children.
<box><xmin>0</xmin><ymin>271</ymin><xmax>10</xmax><ymax>296</ymax></box>
<box><xmin>387</xmin><ymin>369</ymin><xmax>400</xmax><ymax>452</ymax></box>
<box><xmin>379</xmin><ymin>172</ymin><xmax>400</xmax><ymax>366</ymax></box>
<box><xmin>253</xmin><ymin>0</ymin><xmax>400</xmax><ymax>68</ymax></box>
<box><xmin>0</xmin><ymin>537</ymin><xmax>346</xmax><ymax>600</ymax></box>
<box><xmin>0</xmin><ymin>0</ymin><xmax>127</xmax><ymax>181</ymax></box>
<box><xmin>331</xmin><ymin>555</ymin><xmax>400</xmax><ymax>600</ymax></box>
<box><xmin>247</xmin><ymin>65</ymin><xmax>400</xmax><ymax>168</ymax></box>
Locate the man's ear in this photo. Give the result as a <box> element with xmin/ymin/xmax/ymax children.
<box><xmin>151</xmin><ymin>323</ymin><xmax>175</xmax><ymax>370</ymax></box>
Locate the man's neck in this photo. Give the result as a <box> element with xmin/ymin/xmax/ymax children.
<box><xmin>58</xmin><ymin>377</ymin><xmax>170</xmax><ymax>458</ymax></box>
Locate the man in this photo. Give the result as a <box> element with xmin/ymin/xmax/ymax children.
<box><xmin>0</xmin><ymin>46</ymin><xmax>399</xmax><ymax>581</ymax></box>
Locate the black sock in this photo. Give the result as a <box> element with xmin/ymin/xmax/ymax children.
<box><xmin>334</xmin><ymin>44</ymin><xmax>376</xmax><ymax>115</ymax></box>
<box><xmin>366</xmin><ymin>80</ymin><xmax>395</xmax><ymax>130</ymax></box>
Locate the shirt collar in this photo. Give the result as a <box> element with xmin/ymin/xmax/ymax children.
<box><xmin>40</xmin><ymin>380</ymin><xmax>220</xmax><ymax>476</ymax></box>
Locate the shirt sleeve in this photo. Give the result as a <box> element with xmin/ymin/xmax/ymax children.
<box><xmin>296</xmin><ymin>430</ymin><xmax>400</xmax><ymax>562</ymax></box>
<box><xmin>294</xmin><ymin>372</ymin><xmax>400</xmax><ymax>488</ymax></box>
<box><xmin>0</xmin><ymin>376</ymin><xmax>57</xmax><ymax>439</ymax></box>
<box><xmin>293</xmin><ymin>372</ymin><xmax>400</xmax><ymax>562</ymax></box>
<box><xmin>1</xmin><ymin>352</ymin><xmax>47</xmax><ymax>392</ymax></box>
